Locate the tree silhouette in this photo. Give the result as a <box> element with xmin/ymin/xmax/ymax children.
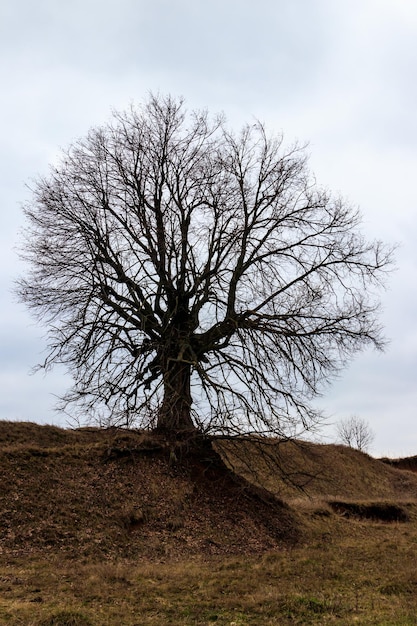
<box><xmin>18</xmin><ymin>94</ymin><xmax>393</xmax><ymax>438</ymax></box>
<box><xmin>337</xmin><ymin>415</ymin><xmax>375</xmax><ymax>452</ymax></box>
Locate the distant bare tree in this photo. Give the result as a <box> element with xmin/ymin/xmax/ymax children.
<box><xmin>337</xmin><ymin>416</ymin><xmax>375</xmax><ymax>452</ymax></box>
<box><xmin>17</xmin><ymin>94</ymin><xmax>393</xmax><ymax>439</ymax></box>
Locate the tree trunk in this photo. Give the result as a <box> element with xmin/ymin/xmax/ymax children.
<box><xmin>157</xmin><ymin>360</ymin><xmax>196</xmax><ymax>434</ymax></box>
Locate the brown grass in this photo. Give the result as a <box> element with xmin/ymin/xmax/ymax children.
<box><xmin>0</xmin><ymin>422</ymin><xmax>298</xmax><ymax>560</ymax></box>
<box><xmin>216</xmin><ymin>436</ymin><xmax>417</xmax><ymax>500</ymax></box>
<box><xmin>2</xmin><ymin>421</ymin><xmax>417</xmax><ymax>624</ymax></box>
<box><xmin>2</xmin><ymin>527</ymin><xmax>417</xmax><ymax>625</ymax></box>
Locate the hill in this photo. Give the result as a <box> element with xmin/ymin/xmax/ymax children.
<box><xmin>0</xmin><ymin>422</ymin><xmax>296</xmax><ymax>560</ymax></box>
<box><xmin>217</xmin><ymin>436</ymin><xmax>417</xmax><ymax>500</ymax></box>
<box><xmin>3</xmin><ymin>421</ymin><xmax>417</xmax><ymax>625</ymax></box>
<box><xmin>1</xmin><ymin>421</ymin><xmax>417</xmax><ymax>561</ymax></box>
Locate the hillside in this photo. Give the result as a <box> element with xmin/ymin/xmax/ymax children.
<box><xmin>0</xmin><ymin>422</ymin><xmax>296</xmax><ymax>560</ymax></box>
<box><xmin>216</xmin><ymin>436</ymin><xmax>417</xmax><ymax>501</ymax></box>
<box><xmin>1</xmin><ymin>421</ymin><xmax>417</xmax><ymax>561</ymax></box>
<box><xmin>4</xmin><ymin>421</ymin><xmax>417</xmax><ymax>625</ymax></box>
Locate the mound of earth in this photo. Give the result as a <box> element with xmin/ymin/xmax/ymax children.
<box><xmin>0</xmin><ymin>422</ymin><xmax>297</xmax><ymax>560</ymax></box>
<box><xmin>2</xmin><ymin>422</ymin><xmax>417</xmax><ymax>561</ymax></box>
<box><xmin>216</xmin><ymin>437</ymin><xmax>417</xmax><ymax>501</ymax></box>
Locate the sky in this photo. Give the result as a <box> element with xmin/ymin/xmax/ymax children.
<box><xmin>0</xmin><ymin>0</ymin><xmax>416</xmax><ymax>457</ymax></box>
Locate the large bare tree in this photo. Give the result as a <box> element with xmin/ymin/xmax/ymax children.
<box><xmin>18</xmin><ymin>94</ymin><xmax>393</xmax><ymax>438</ymax></box>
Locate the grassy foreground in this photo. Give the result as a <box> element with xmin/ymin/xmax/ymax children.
<box><xmin>2</xmin><ymin>525</ymin><xmax>417</xmax><ymax>626</ymax></box>
<box><xmin>1</xmin><ymin>422</ymin><xmax>417</xmax><ymax>625</ymax></box>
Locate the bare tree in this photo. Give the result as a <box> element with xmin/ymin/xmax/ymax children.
<box><xmin>17</xmin><ymin>94</ymin><xmax>393</xmax><ymax>438</ymax></box>
<box><xmin>337</xmin><ymin>415</ymin><xmax>375</xmax><ymax>452</ymax></box>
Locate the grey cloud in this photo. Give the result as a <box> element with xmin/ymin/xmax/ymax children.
<box><xmin>0</xmin><ymin>0</ymin><xmax>416</xmax><ymax>455</ymax></box>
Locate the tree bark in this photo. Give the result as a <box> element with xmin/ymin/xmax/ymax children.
<box><xmin>157</xmin><ymin>360</ymin><xmax>196</xmax><ymax>434</ymax></box>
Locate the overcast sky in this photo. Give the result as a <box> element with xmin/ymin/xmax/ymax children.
<box><xmin>1</xmin><ymin>0</ymin><xmax>416</xmax><ymax>456</ymax></box>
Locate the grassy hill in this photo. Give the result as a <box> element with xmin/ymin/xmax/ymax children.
<box><xmin>1</xmin><ymin>421</ymin><xmax>417</xmax><ymax>625</ymax></box>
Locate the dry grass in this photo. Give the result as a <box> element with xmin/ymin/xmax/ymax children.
<box><xmin>216</xmin><ymin>437</ymin><xmax>417</xmax><ymax>501</ymax></box>
<box><xmin>0</xmin><ymin>423</ymin><xmax>298</xmax><ymax>560</ymax></box>
<box><xmin>2</xmin><ymin>421</ymin><xmax>417</xmax><ymax>624</ymax></box>
<box><xmin>2</xmin><ymin>523</ymin><xmax>417</xmax><ymax>625</ymax></box>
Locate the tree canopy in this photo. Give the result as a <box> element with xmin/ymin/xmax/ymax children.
<box><xmin>18</xmin><ymin>94</ymin><xmax>393</xmax><ymax>437</ymax></box>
